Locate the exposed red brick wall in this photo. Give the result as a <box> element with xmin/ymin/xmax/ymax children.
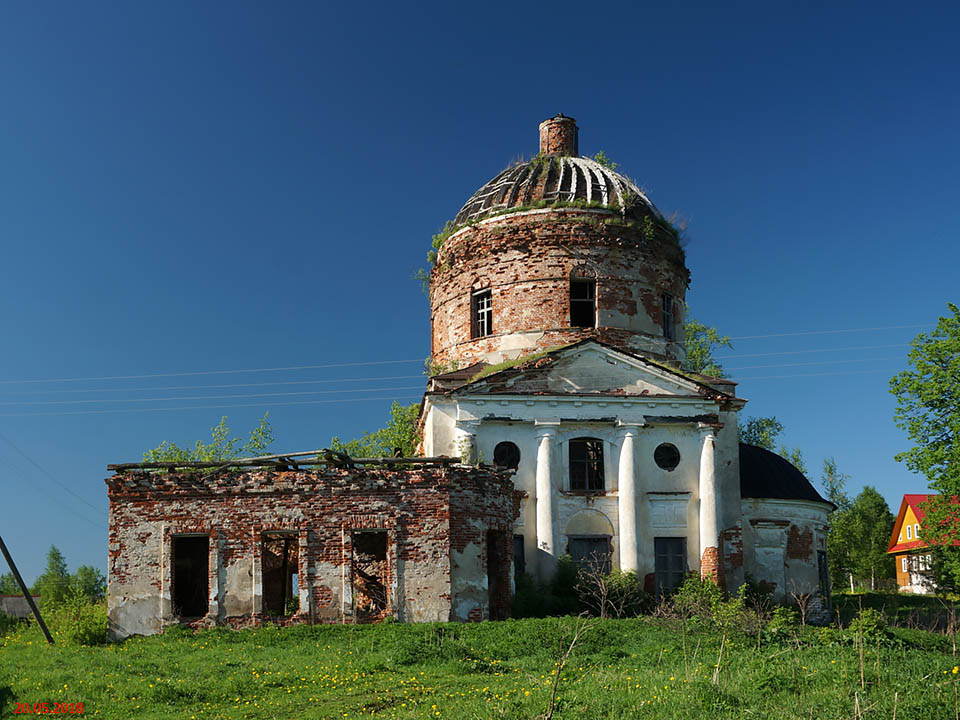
<box><xmin>429</xmin><ymin>210</ymin><xmax>688</xmax><ymax>368</ymax></box>
<box><xmin>786</xmin><ymin>525</ymin><xmax>814</xmax><ymax>561</ymax></box>
<box><xmin>539</xmin><ymin>115</ymin><xmax>578</xmax><ymax>156</ymax></box>
<box><xmin>107</xmin><ymin>464</ymin><xmax>514</xmax><ymax>632</ymax></box>
<box><xmin>700</xmin><ymin>546</ymin><xmax>725</xmax><ymax>591</ymax></box>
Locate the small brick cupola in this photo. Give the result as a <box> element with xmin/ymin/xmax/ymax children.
<box><xmin>539</xmin><ymin>113</ymin><xmax>579</xmax><ymax>156</ymax></box>
<box><xmin>428</xmin><ymin>116</ymin><xmax>691</xmax><ymax>370</ymax></box>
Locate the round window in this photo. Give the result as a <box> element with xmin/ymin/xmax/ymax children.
<box><xmin>654</xmin><ymin>443</ymin><xmax>680</xmax><ymax>471</ymax></box>
<box><xmin>493</xmin><ymin>441</ymin><xmax>521</xmax><ymax>470</ymax></box>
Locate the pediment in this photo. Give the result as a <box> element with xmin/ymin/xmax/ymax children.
<box><xmin>453</xmin><ymin>341</ymin><xmax>721</xmax><ymax>398</ymax></box>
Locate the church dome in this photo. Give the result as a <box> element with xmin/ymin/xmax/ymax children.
<box><xmin>452</xmin><ymin>154</ymin><xmax>660</xmax><ymax>227</ymax></box>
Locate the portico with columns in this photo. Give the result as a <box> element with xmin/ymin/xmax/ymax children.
<box><xmin>423</xmin><ymin>340</ymin><xmax>746</xmax><ymax>593</ymax></box>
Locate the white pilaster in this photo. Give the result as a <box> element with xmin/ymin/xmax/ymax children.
<box><xmin>617</xmin><ymin>423</ymin><xmax>640</xmax><ymax>572</ymax></box>
<box><xmin>698</xmin><ymin>432</ymin><xmax>718</xmax><ymax>562</ymax></box>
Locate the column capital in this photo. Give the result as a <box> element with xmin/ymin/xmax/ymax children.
<box><xmin>616</xmin><ymin>418</ymin><xmax>645</xmax><ymax>434</ymax></box>
<box><xmin>534</xmin><ymin>418</ymin><xmax>560</xmax><ymax>437</ymax></box>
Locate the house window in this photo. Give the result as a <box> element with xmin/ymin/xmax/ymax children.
<box><xmin>906</xmin><ymin>524</ymin><xmax>912</xmax><ymax>540</ymax></box>
<box><xmin>494</xmin><ymin>441</ymin><xmax>521</xmax><ymax>470</ymax></box>
<box><xmin>567</xmin><ymin>536</ymin><xmax>611</xmax><ymax>573</ymax></box>
<box><xmin>654</xmin><ymin>537</ymin><xmax>686</xmax><ymax>595</ymax></box>
<box><xmin>901</xmin><ymin>557</ymin><xmax>907</xmax><ymax>573</ymax></box>
<box><xmin>570</xmin><ymin>278</ymin><xmax>596</xmax><ymax>328</ymax></box>
<box><xmin>569</xmin><ymin>438</ymin><xmax>604</xmax><ymax>491</ymax></box>
<box><xmin>662</xmin><ymin>293</ymin><xmax>675</xmax><ymax>340</ymax></box>
<box><xmin>915</xmin><ymin>523</ymin><xmax>920</xmax><ymax>538</ymax></box>
<box><xmin>172</xmin><ymin>535</ymin><xmax>208</xmax><ymax>618</ymax></box>
<box><xmin>471</xmin><ymin>289</ymin><xmax>492</xmax><ymax>338</ymax></box>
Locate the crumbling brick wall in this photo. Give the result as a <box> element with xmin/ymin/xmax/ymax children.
<box><xmin>429</xmin><ymin>210</ymin><xmax>689</xmax><ymax>368</ymax></box>
<box><xmin>106</xmin><ymin>464</ymin><xmax>514</xmax><ymax>639</ymax></box>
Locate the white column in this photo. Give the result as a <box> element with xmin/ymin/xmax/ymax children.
<box><xmin>698</xmin><ymin>433</ymin><xmax>718</xmax><ymax>564</ymax></box>
<box><xmin>617</xmin><ymin>426</ymin><xmax>639</xmax><ymax>572</ymax></box>
<box><xmin>454</xmin><ymin>422</ymin><xmax>478</xmax><ymax>465</ymax></box>
<box><xmin>534</xmin><ymin>424</ymin><xmax>558</xmax><ymax>561</ymax></box>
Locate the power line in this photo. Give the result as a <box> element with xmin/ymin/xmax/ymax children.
<box><xmin>735</xmin><ymin>368</ymin><xmax>896</xmax><ymax>381</ymax></box>
<box><xmin>726</xmin><ymin>356</ymin><xmax>905</xmax><ymax>371</ymax></box>
<box><xmin>3</xmin><ymin>374</ymin><xmax>425</xmax><ymax>396</ymax></box>
<box><xmin>0</xmin><ymin>385</ymin><xmax>426</xmax><ymax>407</ymax></box>
<box><xmin>0</xmin><ymin>359</ymin><xmax>425</xmax><ymax>385</ymax></box>
<box><xmin>0</xmin><ymin>432</ymin><xmax>105</xmax><ymax>528</ymax></box>
<box><xmin>0</xmin><ymin>394</ymin><xmax>425</xmax><ymax>418</ymax></box>
<box><xmin>723</xmin><ymin>324</ymin><xmax>930</xmax><ymax>341</ymax></box>
<box><xmin>716</xmin><ymin>343</ymin><xmax>908</xmax><ymax>359</ymax></box>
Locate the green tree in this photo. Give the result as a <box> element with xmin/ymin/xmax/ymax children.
<box><xmin>683</xmin><ymin>317</ymin><xmax>732</xmax><ymax>377</ymax></box>
<box><xmin>738</xmin><ymin>415</ymin><xmax>808</xmax><ymax>474</ymax></box>
<box><xmin>0</xmin><ymin>572</ymin><xmax>20</xmax><ymax>595</ymax></box>
<box><xmin>739</xmin><ymin>416</ymin><xmax>783</xmax><ymax>451</ymax></box>
<box><xmin>330</xmin><ymin>401</ymin><xmax>420</xmax><ymax>458</ymax></box>
<box><xmin>144</xmin><ymin>413</ymin><xmax>275</xmax><ymax>463</ymax></box>
<box><xmin>71</xmin><ymin>565</ymin><xmax>106</xmax><ymax>602</ymax></box>
<box><xmin>890</xmin><ymin>303</ymin><xmax>960</xmax><ymax>588</ymax></box>
<box><xmin>827</xmin><ymin>486</ymin><xmax>895</xmax><ymax>591</ymax></box>
<box><xmin>820</xmin><ymin>457</ymin><xmax>850</xmax><ymax>510</ymax></box>
<box><xmin>32</xmin><ymin>545</ymin><xmax>70</xmax><ymax>607</ymax></box>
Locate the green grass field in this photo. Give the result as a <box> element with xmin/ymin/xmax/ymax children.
<box><xmin>3</xmin><ymin>613</ymin><xmax>959</xmax><ymax>719</ymax></box>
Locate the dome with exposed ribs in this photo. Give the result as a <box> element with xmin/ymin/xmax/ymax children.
<box><xmin>452</xmin><ymin>155</ymin><xmax>660</xmax><ymax>227</ymax></box>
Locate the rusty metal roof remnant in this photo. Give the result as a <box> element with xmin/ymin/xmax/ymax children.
<box><xmin>452</xmin><ymin>155</ymin><xmax>659</xmax><ymax>227</ymax></box>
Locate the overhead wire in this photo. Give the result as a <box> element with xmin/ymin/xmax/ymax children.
<box><xmin>0</xmin><ymin>432</ymin><xmax>105</xmax><ymax>529</ymax></box>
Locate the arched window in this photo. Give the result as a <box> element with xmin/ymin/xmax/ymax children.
<box><xmin>570</xmin><ymin>267</ymin><xmax>596</xmax><ymax>328</ymax></box>
<box><xmin>493</xmin><ymin>441</ymin><xmax>521</xmax><ymax>470</ymax></box>
<box><xmin>569</xmin><ymin>438</ymin><xmax>604</xmax><ymax>491</ymax></box>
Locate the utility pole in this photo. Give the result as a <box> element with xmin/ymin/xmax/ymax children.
<box><xmin>0</xmin><ymin>534</ymin><xmax>54</xmax><ymax>644</ymax></box>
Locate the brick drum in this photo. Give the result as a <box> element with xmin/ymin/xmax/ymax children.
<box><xmin>429</xmin><ymin>209</ymin><xmax>689</xmax><ymax>368</ymax></box>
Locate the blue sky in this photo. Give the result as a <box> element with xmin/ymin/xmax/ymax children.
<box><xmin>1</xmin><ymin>2</ymin><xmax>957</xmax><ymax>582</ymax></box>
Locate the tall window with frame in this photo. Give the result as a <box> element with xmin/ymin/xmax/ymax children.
<box><xmin>661</xmin><ymin>293</ymin><xmax>675</xmax><ymax>340</ymax></box>
<box><xmin>569</xmin><ymin>438</ymin><xmax>604</xmax><ymax>491</ymax></box>
<box><xmin>471</xmin><ymin>289</ymin><xmax>492</xmax><ymax>338</ymax></box>
<box><xmin>570</xmin><ymin>278</ymin><xmax>596</xmax><ymax>328</ymax></box>
<box><xmin>654</xmin><ymin>537</ymin><xmax>686</xmax><ymax>595</ymax></box>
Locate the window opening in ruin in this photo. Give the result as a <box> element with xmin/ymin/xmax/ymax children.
<box><xmin>569</xmin><ymin>438</ymin><xmax>604</xmax><ymax>491</ymax></box>
<box><xmin>513</xmin><ymin>535</ymin><xmax>526</xmax><ymax>579</ymax></box>
<box><xmin>262</xmin><ymin>533</ymin><xmax>299</xmax><ymax>616</ymax></box>
<box><xmin>487</xmin><ymin>530</ymin><xmax>509</xmax><ymax>620</ymax></box>
<box><xmin>494</xmin><ymin>441</ymin><xmax>521</xmax><ymax>470</ymax></box>
<box><xmin>567</xmin><ymin>536</ymin><xmax>611</xmax><ymax>573</ymax></box>
<box><xmin>654</xmin><ymin>537</ymin><xmax>686</xmax><ymax>595</ymax></box>
<box><xmin>570</xmin><ymin>279</ymin><xmax>596</xmax><ymax>328</ymax></box>
<box><xmin>352</xmin><ymin>531</ymin><xmax>388</xmax><ymax>620</ymax></box>
<box><xmin>661</xmin><ymin>293</ymin><xmax>674</xmax><ymax>340</ymax></box>
<box><xmin>654</xmin><ymin>443</ymin><xmax>681</xmax><ymax>471</ymax></box>
<box><xmin>817</xmin><ymin>550</ymin><xmax>830</xmax><ymax>599</ymax></box>
<box><xmin>471</xmin><ymin>289</ymin><xmax>492</xmax><ymax>338</ymax></box>
<box><xmin>172</xmin><ymin>535</ymin><xmax>209</xmax><ymax>618</ymax></box>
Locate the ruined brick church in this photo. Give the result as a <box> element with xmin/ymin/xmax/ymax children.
<box><xmin>107</xmin><ymin>115</ymin><xmax>832</xmax><ymax>639</ymax></box>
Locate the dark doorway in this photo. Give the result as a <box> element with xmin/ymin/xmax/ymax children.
<box><xmin>352</xmin><ymin>531</ymin><xmax>388</xmax><ymax>619</ymax></box>
<box><xmin>262</xmin><ymin>534</ymin><xmax>299</xmax><ymax>615</ymax></box>
<box><xmin>654</xmin><ymin>537</ymin><xmax>686</xmax><ymax>595</ymax></box>
<box><xmin>172</xmin><ymin>535</ymin><xmax>208</xmax><ymax>618</ymax></box>
<box><xmin>513</xmin><ymin>535</ymin><xmax>526</xmax><ymax>580</ymax></box>
<box><xmin>487</xmin><ymin>530</ymin><xmax>509</xmax><ymax>620</ymax></box>
<box><xmin>568</xmin><ymin>536</ymin><xmax>611</xmax><ymax>573</ymax></box>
